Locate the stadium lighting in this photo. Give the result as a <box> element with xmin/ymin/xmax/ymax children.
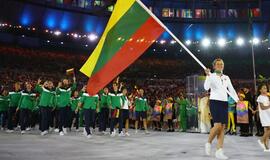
<box><xmin>73</xmin><ymin>33</ymin><xmax>78</xmax><ymax>38</ymax></box>
<box><xmin>170</xmin><ymin>40</ymin><xmax>176</xmax><ymax>44</ymax></box>
<box><xmin>54</xmin><ymin>30</ymin><xmax>61</xmax><ymax>36</ymax></box>
<box><xmin>236</xmin><ymin>37</ymin><xmax>244</xmax><ymax>46</ymax></box>
<box><xmin>217</xmin><ymin>38</ymin><xmax>226</xmax><ymax>47</ymax></box>
<box><xmin>46</xmin><ymin>40</ymin><xmax>50</xmax><ymax>43</ymax></box>
<box><xmin>60</xmin><ymin>42</ymin><xmax>64</xmax><ymax>45</ymax></box>
<box><xmin>252</xmin><ymin>38</ymin><xmax>260</xmax><ymax>45</ymax></box>
<box><xmin>202</xmin><ymin>38</ymin><xmax>211</xmax><ymax>47</ymax></box>
<box><xmin>185</xmin><ymin>40</ymin><xmax>191</xmax><ymax>46</ymax></box>
<box><xmin>88</xmin><ymin>33</ymin><xmax>98</xmax><ymax>41</ymax></box>
<box><xmin>160</xmin><ymin>40</ymin><xmax>166</xmax><ymax>44</ymax></box>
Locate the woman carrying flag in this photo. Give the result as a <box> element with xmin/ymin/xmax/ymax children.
<box><xmin>204</xmin><ymin>58</ymin><xmax>238</xmax><ymax>160</ymax></box>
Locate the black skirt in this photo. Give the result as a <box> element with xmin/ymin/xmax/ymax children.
<box><xmin>209</xmin><ymin>100</ymin><xmax>228</xmax><ymax>124</ymax></box>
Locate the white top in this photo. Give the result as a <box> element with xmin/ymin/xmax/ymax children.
<box><xmin>120</xmin><ymin>96</ymin><xmax>129</xmax><ymax>110</ymax></box>
<box><xmin>256</xmin><ymin>95</ymin><xmax>270</xmax><ymax>127</ymax></box>
<box><xmin>204</xmin><ymin>73</ymin><xmax>239</xmax><ymax>102</ymax></box>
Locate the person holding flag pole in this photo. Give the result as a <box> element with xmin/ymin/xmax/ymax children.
<box><xmin>132</xmin><ymin>2</ymin><xmax>239</xmax><ymax>159</ymax></box>
<box><xmin>80</xmin><ymin>0</ymin><xmax>239</xmax><ymax>158</ymax></box>
<box><xmin>204</xmin><ymin>59</ymin><xmax>239</xmax><ymax>159</ymax></box>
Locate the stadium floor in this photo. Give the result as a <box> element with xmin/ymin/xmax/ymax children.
<box><xmin>0</xmin><ymin>129</ymin><xmax>269</xmax><ymax>160</ymax></box>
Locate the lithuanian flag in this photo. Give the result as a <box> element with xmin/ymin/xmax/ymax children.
<box><xmin>80</xmin><ymin>0</ymin><xmax>165</xmax><ymax>95</ymax></box>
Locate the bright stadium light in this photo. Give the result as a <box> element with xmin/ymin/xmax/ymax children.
<box><xmin>185</xmin><ymin>40</ymin><xmax>191</xmax><ymax>46</ymax></box>
<box><xmin>54</xmin><ymin>30</ymin><xmax>61</xmax><ymax>36</ymax></box>
<box><xmin>88</xmin><ymin>33</ymin><xmax>98</xmax><ymax>41</ymax></box>
<box><xmin>217</xmin><ymin>38</ymin><xmax>226</xmax><ymax>47</ymax></box>
<box><xmin>160</xmin><ymin>40</ymin><xmax>166</xmax><ymax>44</ymax></box>
<box><xmin>73</xmin><ymin>33</ymin><xmax>78</xmax><ymax>38</ymax></box>
<box><xmin>252</xmin><ymin>38</ymin><xmax>260</xmax><ymax>45</ymax></box>
<box><xmin>236</xmin><ymin>37</ymin><xmax>244</xmax><ymax>46</ymax></box>
<box><xmin>170</xmin><ymin>40</ymin><xmax>176</xmax><ymax>44</ymax></box>
<box><xmin>202</xmin><ymin>38</ymin><xmax>211</xmax><ymax>47</ymax></box>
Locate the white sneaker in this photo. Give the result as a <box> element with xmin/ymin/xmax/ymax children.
<box><xmin>264</xmin><ymin>149</ymin><xmax>270</xmax><ymax>152</ymax></box>
<box><xmin>63</xmin><ymin>128</ymin><xmax>67</xmax><ymax>134</ymax></box>
<box><xmin>145</xmin><ymin>130</ymin><xmax>150</xmax><ymax>134</ymax></box>
<box><xmin>15</xmin><ymin>126</ymin><xmax>20</xmax><ymax>131</ymax></box>
<box><xmin>6</xmin><ymin>129</ymin><xmax>14</xmax><ymax>133</ymax></box>
<box><xmin>76</xmin><ymin>129</ymin><xmax>80</xmax><ymax>132</ymax></box>
<box><xmin>102</xmin><ymin>131</ymin><xmax>108</xmax><ymax>135</ymax></box>
<box><xmin>205</xmin><ymin>142</ymin><xmax>211</xmax><ymax>156</ymax></box>
<box><xmin>125</xmin><ymin>132</ymin><xmax>130</xmax><ymax>136</ymax></box>
<box><xmin>41</xmin><ymin>131</ymin><xmax>48</xmax><ymax>136</ymax></box>
<box><xmin>49</xmin><ymin>127</ymin><xmax>53</xmax><ymax>132</ymax></box>
<box><xmin>135</xmin><ymin>129</ymin><xmax>138</xmax><ymax>134</ymax></box>
<box><xmin>258</xmin><ymin>139</ymin><xmax>266</xmax><ymax>150</ymax></box>
<box><xmin>87</xmin><ymin>134</ymin><xmax>92</xmax><ymax>139</ymax></box>
<box><xmin>26</xmin><ymin>127</ymin><xmax>31</xmax><ymax>131</ymax></box>
<box><xmin>59</xmin><ymin>131</ymin><xmax>64</xmax><ymax>136</ymax></box>
<box><xmin>118</xmin><ymin>131</ymin><xmax>125</xmax><ymax>137</ymax></box>
<box><xmin>83</xmin><ymin>128</ymin><xmax>87</xmax><ymax>136</ymax></box>
<box><xmin>110</xmin><ymin>131</ymin><xmax>116</xmax><ymax>137</ymax></box>
<box><xmin>215</xmin><ymin>149</ymin><xmax>228</xmax><ymax>160</ymax></box>
<box><xmin>54</xmin><ymin>128</ymin><xmax>60</xmax><ymax>133</ymax></box>
<box><xmin>21</xmin><ymin>130</ymin><xmax>26</xmax><ymax>134</ymax></box>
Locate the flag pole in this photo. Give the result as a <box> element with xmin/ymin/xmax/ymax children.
<box><xmin>136</xmin><ymin>0</ymin><xmax>239</xmax><ymax>102</ymax></box>
<box><xmin>136</xmin><ymin>0</ymin><xmax>206</xmax><ymax>70</ymax></box>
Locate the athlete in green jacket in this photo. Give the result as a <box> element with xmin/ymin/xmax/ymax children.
<box><xmin>56</xmin><ymin>77</ymin><xmax>76</xmax><ymax>136</ymax></box>
<box><xmin>0</xmin><ymin>89</ymin><xmax>9</xmax><ymax>129</ymax></box>
<box><xmin>18</xmin><ymin>82</ymin><xmax>36</xmax><ymax>133</ymax></box>
<box><xmin>7</xmin><ymin>82</ymin><xmax>21</xmax><ymax>132</ymax></box>
<box><xmin>36</xmin><ymin>79</ymin><xmax>56</xmax><ymax>135</ymax></box>
<box><xmin>78</xmin><ymin>86</ymin><xmax>99</xmax><ymax>138</ymax></box>
<box><xmin>134</xmin><ymin>88</ymin><xmax>149</xmax><ymax>134</ymax></box>
<box><xmin>108</xmin><ymin>83</ymin><xmax>123</xmax><ymax>136</ymax></box>
<box><xmin>99</xmin><ymin>87</ymin><xmax>110</xmax><ymax>132</ymax></box>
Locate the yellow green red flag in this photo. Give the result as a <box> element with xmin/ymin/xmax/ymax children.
<box><xmin>80</xmin><ymin>0</ymin><xmax>165</xmax><ymax>95</ymax></box>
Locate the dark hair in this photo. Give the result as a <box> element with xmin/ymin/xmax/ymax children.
<box><xmin>257</xmin><ymin>83</ymin><xmax>268</xmax><ymax>95</ymax></box>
